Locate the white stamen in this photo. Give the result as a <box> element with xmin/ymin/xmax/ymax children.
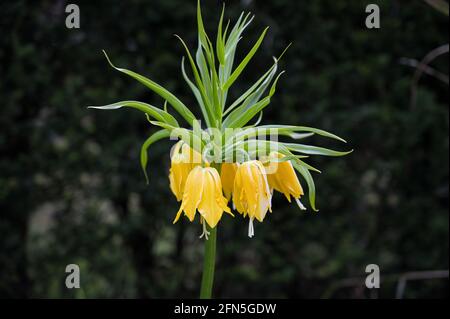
<box><xmin>248</xmin><ymin>218</ymin><xmax>255</xmax><ymax>238</ymax></box>
<box><xmin>295</xmin><ymin>197</ymin><xmax>307</xmax><ymax>211</ymax></box>
<box><xmin>199</xmin><ymin>220</ymin><xmax>210</xmax><ymax>240</ymax></box>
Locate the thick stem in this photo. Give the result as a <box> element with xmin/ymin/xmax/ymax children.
<box><xmin>200</xmin><ymin>224</ymin><xmax>217</xmax><ymax>299</ymax></box>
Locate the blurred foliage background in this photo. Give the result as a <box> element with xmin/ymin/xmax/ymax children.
<box><xmin>0</xmin><ymin>0</ymin><xmax>448</xmax><ymax>298</ymax></box>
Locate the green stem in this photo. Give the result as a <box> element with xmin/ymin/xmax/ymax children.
<box><xmin>200</xmin><ymin>225</ymin><xmax>217</xmax><ymax>299</ymax></box>
<box><xmin>199</xmin><ymin>161</ymin><xmax>221</xmax><ymax>299</ymax></box>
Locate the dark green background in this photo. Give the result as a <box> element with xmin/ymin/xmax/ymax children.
<box><xmin>1</xmin><ymin>0</ymin><xmax>448</xmax><ymax>298</ymax></box>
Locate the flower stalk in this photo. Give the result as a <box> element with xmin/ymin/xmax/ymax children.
<box><xmin>199</xmin><ymin>161</ymin><xmax>221</xmax><ymax>299</ymax></box>
<box><xmin>200</xmin><ymin>223</ymin><xmax>217</xmax><ymax>299</ymax></box>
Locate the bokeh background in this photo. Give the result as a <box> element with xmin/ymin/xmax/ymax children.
<box><xmin>1</xmin><ymin>0</ymin><xmax>448</xmax><ymax>298</ymax></box>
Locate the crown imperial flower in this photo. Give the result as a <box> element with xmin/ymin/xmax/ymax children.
<box><xmin>173</xmin><ymin>166</ymin><xmax>233</xmax><ymax>239</ymax></box>
<box><xmin>88</xmin><ymin>0</ymin><xmax>350</xmax><ymax>298</ymax></box>
<box><xmin>88</xmin><ymin>1</ymin><xmax>351</xmax><ymax>239</ymax></box>
<box><xmin>169</xmin><ymin>141</ymin><xmax>203</xmax><ymax>201</ymax></box>
<box><xmin>263</xmin><ymin>151</ymin><xmax>306</xmax><ymax>210</ymax></box>
<box><xmin>233</xmin><ymin>160</ymin><xmax>272</xmax><ymax>237</ymax></box>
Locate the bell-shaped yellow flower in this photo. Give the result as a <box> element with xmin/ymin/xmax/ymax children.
<box><xmin>173</xmin><ymin>166</ymin><xmax>233</xmax><ymax>236</ymax></box>
<box><xmin>169</xmin><ymin>141</ymin><xmax>202</xmax><ymax>201</ymax></box>
<box><xmin>233</xmin><ymin>160</ymin><xmax>272</xmax><ymax>237</ymax></box>
<box><xmin>264</xmin><ymin>152</ymin><xmax>306</xmax><ymax>210</ymax></box>
<box><xmin>220</xmin><ymin>163</ymin><xmax>239</xmax><ymax>200</ymax></box>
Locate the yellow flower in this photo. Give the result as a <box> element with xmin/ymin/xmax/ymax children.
<box><xmin>169</xmin><ymin>141</ymin><xmax>202</xmax><ymax>201</ymax></box>
<box><xmin>220</xmin><ymin>163</ymin><xmax>239</xmax><ymax>200</ymax></box>
<box><xmin>173</xmin><ymin>166</ymin><xmax>233</xmax><ymax>238</ymax></box>
<box><xmin>264</xmin><ymin>152</ymin><xmax>306</xmax><ymax>210</ymax></box>
<box><xmin>233</xmin><ymin>160</ymin><xmax>272</xmax><ymax>237</ymax></box>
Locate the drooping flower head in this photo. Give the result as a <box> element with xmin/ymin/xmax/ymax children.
<box><xmin>169</xmin><ymin>140</ymin><xmax>202</xmax><ymax>201</ymax></box>
<box><xmin>233</xmin><ymin>160</ymin><xmax>272</xmax><ymax>238</ymax></box>
<box><xmin>263</xmin><ymin>151</ymin><xmax>306</xmax><ymax>210</ymax></box>
<box><xmin>174</xmin><ymin>165</ymin><xmax>233</xmax><ymax>238</ymax></box>
<box><xmin>220</xmin><ymin>162</ymin><xmax>239</xmax><ymax>200</ymax></box>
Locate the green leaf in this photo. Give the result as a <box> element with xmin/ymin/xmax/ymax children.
<box><xmin>239</xmin><ymin>139</ymin><xmax>291</xmax><ymax>160</ymax></box>
<box><xmin>234</xmin><ymin>125</ymin><xmax>347</xmax><ymax>143</ymax></box>
<box><xmin>148</xmin><ymin>121</ymin><xmax>205</xmax><ymax>155</ymax></box>
<box><xmin>220</xmin><ymin>12</ymin><xmax>253</xmax><ymax>105</ymax></box>
<box><xmin>102</xmin><ymin>50</ymin><xmax>196</xmax><ymax>126</ymax></box>
<box><xmin>262</xmin><ymin>154</ymin><xmax>308</xmax><ymax>163</ymax></box>
<box><xmin>288</xmin><ymin>132</ymin><xmax>315</xmax><ymax>140</ymax></box>
<box><xmin>225</xmin><ymin>12</ymin><xmax>253</xmax><ymax>58</ymax></box>
<box><xmin>284</xmin><ymin>143</ymin><xmax>353</xmax><ymax>156</ymax></box>
<box><xmin>247</xmin><ymin>111</ymin><xmax>263</xmax><ymax>128</ymax></box>
<box><xmin>196</xmin><ymin>44</ymin><xmax>212</xmax><ymax>100</ymax></box>
<box><xmin>202</xmin><ymin>36</ymin><xmax>222</xmax><ymax>120</ymax></box>
<box><xmin>181</xmin><ymin>58</ymin><xmax>212</xmax><ymax>126</ymax></box>
<box><xmin>88</xmin><ymin>101</ymin><xmax>179</xmax><ymax>127</ymax></box>
<box><xmin>175</xmin><ymin>36</ymin><xmax>216</xmax><ymax>125</ymax></box>
<box><xmin>223</xmin><ymin>71</ymin><xmax>284</xmax><ymax>128</ymax></box>
<box><xmin>216</xmin><ymin>3</ymin><xmax>226</xmax><ymax>65</ymax></box>
<box><xmin>292</xmin><ymin>161</ymin><xmax>318</xmax><ymax>211</ymax></box>
<box><xmin>197</xmin><ymin>0</ymin><xmax>210</xmax><ymax>52</ymax></box>
<box><xmin>195</xmin><ymin>2</ymin><xmax>221</xmax><ymax>118</ymax></box>
<box><xmin>222</xmin><ymin>27</ymin><xmax>269</xmax><ymax>90</ymax></box>
<box><xmin>293</xmin><ymin>158</ymin><xmax>321</xmax><ymax>173</ymax></box>
<box><xmin>140</xmin><ymin>129</ymin><xmax>170</xmax><ymax>184</ymax></box>
<box><xmin>224</xmin><ymin>57</ymin><xmax>278</xmax><ymax>116</ymax></box>
<box><xmin>224</xmin><ymin>44</ymin><xmax>290</xmax><ymax>116</ymax></box>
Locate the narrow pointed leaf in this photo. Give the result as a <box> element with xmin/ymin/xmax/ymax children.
<box><xmin>233</xmin><ymin>125</ymin><xmax>347</xmax><ymax>143</ymax></box>
<box><xmin>224</xmin><ymin>71</ymin><xmax>284</xmax><ymax>128</ymax></box>
<box><xmin>88</xmin><ymin>101</ymin><xmax>179</xmax><ymax>127</ymax></box>
<box><xmin>284</xmin><ymin>143</ymin><xmax>353</xmax><ymax>156</ymax></box>
<box><xmin>181</xmin><ymin>58</ymin><xmax>212</xmax><ymax>126</ymax></box>
<box><xmin>140</xmin><ymin>129</ymin><xmax>170</xmax><ymax>184</ymax></box>
<box><xmin>216</xmin><ymin>4</ymin><xmax>226</xmax><ymax>65</ymax></box>
<box><xmin>175</xmin><ymin>36</ymin><xmax>215</xmax><ymax>124</ymax></box>
<box><xmin>222</xmin><ymin>27</ymin><xmax>269</xmax><ymax>90</ymax></box>
<box><xmin>292</xmin><ymin>161</ymin><xmax>318</xmax><ymax>211</ymax></box>
<box><xmin>102</xmin><ymin>50</ymin><xmax>196</xmax><ymax>126</ymax></box>
<box><xmin>225</xmin><ymin>58</ymin><xmax>278</xmax><ymax>116</ymax></box>
<box><xmin>148</xmin><ymin>121</ymin><xmax>205</xmax><ymax>154</ymax></box>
